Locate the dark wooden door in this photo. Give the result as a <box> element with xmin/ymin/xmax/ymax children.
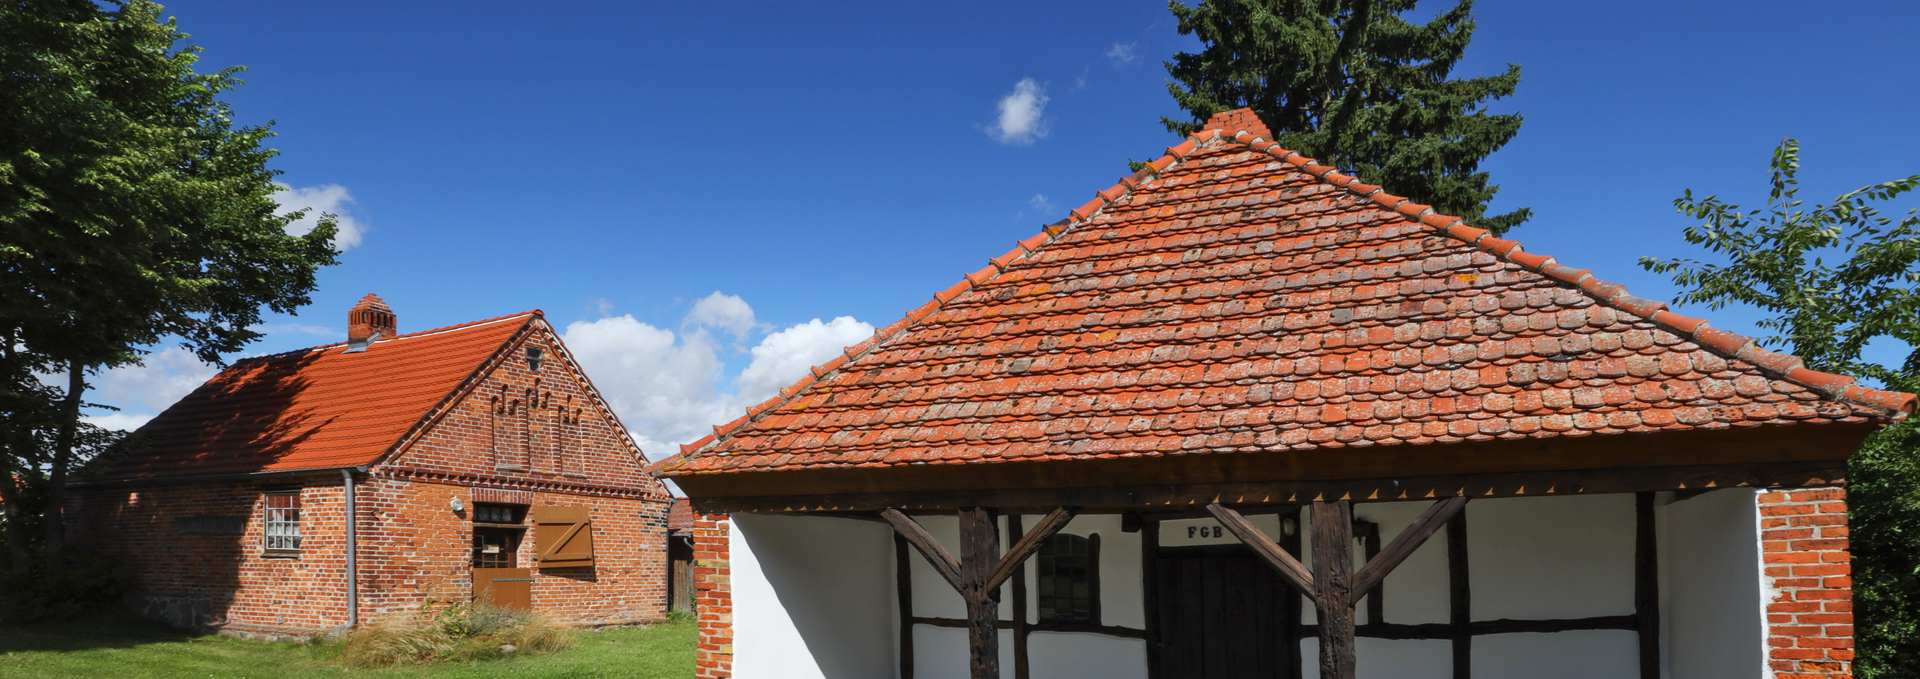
<box><xmin>1156</xmin><ymin>548</ymin><xmax>1294</xmax><ymax>679</ymax></box>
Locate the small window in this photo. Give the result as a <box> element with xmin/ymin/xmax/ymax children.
<box><xmin>263</xmin><ymin>491</ymin><xmax>302</xmax><ymax>552</ymax></box>
<box><xmin>526</xmin><ymin>346</ymin><xmax>543</xmax><ymax>372</ymax></box>
<box><xmin>1037</xmin><ymin>533</ymin><xmax>1099</xmax><ymax>623</ymax></box>
<box><xmin>473</xmin><ymin>503</ymin><xmax>524</xmax><ymax>525</ymax></box>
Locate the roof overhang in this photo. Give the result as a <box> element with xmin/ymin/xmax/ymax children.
<box><xmin>675</xmin><ymin>421</ymin><xmax>1873</xmax><ymax>514</ymax></box>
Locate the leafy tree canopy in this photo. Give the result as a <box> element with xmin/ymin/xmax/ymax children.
<box><xmin>1161</xmin><ymin>0</ymin><xmax>1529</xmax><ymax>234</ymax></box>
<box><xmin>1642</xmin><ymin>140</ymin><xmax>1920</xmax><ymax>677</ymax></box>
<box><xmin>0</xmin><ymin>0</ymin><xmax>338</xmax><ymax>571</ymax></box>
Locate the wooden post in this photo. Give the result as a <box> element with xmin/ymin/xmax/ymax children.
<box><xmin>1361</xmin><ymin>522</ymin><xmax>1383</xmax><ymax>625</ymax></box>
<box><xmin>1312</xmin><ymin>499</ymin><xmax>1357</xmax><ymax>679</ymax></box>
<box><xmin>897</xmin><ymin>533</ymin><xmax>915</xmax><ymax>679</ymax></box>
<box><xmin>959</xmin><ymin>506</ymin><xmax>1001</xmax><ymax>679</ymax></box>
<box><xmin>1142</xmin><ymin>518</ymin><xmax>1162</xmax><ymax>679</ymax></box>
<box><xmin>1635</xmin><ymin>492</ymin><xmax>1659</xmax><ymax>679</ymax></box>
<box><xmin>1283</xmin><ymin>507</ymin><xmax>1304</xmax><ymax>679</ymax></box>
<box><xmin>1447</xmin><ymin>512</ymin><xmax>1470</xmax><ymax>679</ymax></box>
<box><xmin>1009</xmin><ymin>514</ymin><xmax>1030</xmax><ymax>679</ymax></box>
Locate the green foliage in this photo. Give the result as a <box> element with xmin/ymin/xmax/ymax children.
<box><xmin>1161</xmin><ymin>0</ymin><xmax>1529</xmax><ymax>234</ymax></box>
<box><xmin>339</xmin><ymin>601</ymin><xmax>577</xmax><ymax>667</ymax></box>
<box><xmin>1642</xmin><ymin>140</ymin><xmax>1920</xmax><ymax>678</ymax></box>
<box><xmin>0</xmin><ymin>0</ymin><xmax>338</xmax><ymax>568</ymax></box>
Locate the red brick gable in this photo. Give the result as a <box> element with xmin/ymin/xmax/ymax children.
<box><xmin>100</xmin><ymin>310</ymin><xmax>649</xmax><ymax>482</ymax></box>
<box><xmin>655</xmin><ymin>109</ymin><xmax>1914</xmax><ymax>477</ymax></box>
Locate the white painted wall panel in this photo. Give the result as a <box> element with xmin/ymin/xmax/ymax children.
<box><xmin>730</xmin><ymin>514</ymin><xmax>896</xmax><ymax>679</ymax></box>
<box><xmin>1473</xmin><ymin>630</ymin><xmax>1639</xmax><ymax>678</ymax></box>
<box><xmin>1665</xmin><ymin>488</ymin><xmax>1764</xmax><ymax>679</ymax></box>
<box><xmin>1468</xmin><ymin>495</ymin><xmax>1637</xmax><ymax>620</ymax></box>
<box><xmin>1300</xmin><ymin>638</ymin><xmax>1452</xmax><ymax>679</ymax></box>
<box><xmin>914</xmin><ymin>626</ymin><xmax>1014</xmax><ymax>679</ymax></box>
<box><xmin>1027</xmin><ymin>632</ymin><xmax>1147</xmax><ymax>679</ymax></box>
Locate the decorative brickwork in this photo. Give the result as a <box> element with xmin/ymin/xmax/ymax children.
<box><xmin>1760</xmin><ymin>487</ymin><xmax>1854</xmax><ymax>679</ymax></box>
<box><xmin>692</xmin><ymin>513</ymin><xmax>733</xmax><ymax>679</ymax></box>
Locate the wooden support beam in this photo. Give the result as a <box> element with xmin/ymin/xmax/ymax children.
<box><xmin>1008</xmin><ymin>515</ymin><xmax>1030</xmax><ymax>679</ymax></box>
<box><xmin>1282</xmin><ymin>508</ymin><xmax>1304</xmax><ymax>679</ymax></box>
<box><xmin>884</xmin><ymin>508</ymin><xmax>964</xmax><ymax>592</ymax></box>
<box><xmin>896</xmin><ymin>534</ymin><xmax>915</xmax><ymax>679</ymax></box>
<box><xmin>1635</xmin><ymin>492</ymin><xmax>1660</xmax><ymax>679</ymax></box>
<box><xmin>1142</xmin><ymin>519</ymin><xmax>1162</xmax><ymax>679</ymax></box>
<box><xmin>1447</xmin><ymin>513</ymin><xmax>1470</xmax><ymax>679</ymax></box>
<box><xmin>1361</xmin><ymin>521</ymin><xmax>1383</xmax><ymax>625</ymax></box>
<box><xmin>1349</xmin><ymin>496</ymin><xmax>1469</xmax><ymax>603</ymax></box>
<box><xmin>1312</xmin><ymin>499</ymin><xmax>1358</xmax><ymax>679</ymax></box>
<box><xmin>1207</xmin><ymin>502</ymin><xmax>1316</xmax><ymax>595</ymax></box>
<box><xmin>959</xmin><ymin>506</ymin><xmax>1001</xmax><ymax>679</ymax></box>
<box><xmin>987</xmin><ymin>506</ymin><xmax>1078</xmax><ymax>592</ymax></box>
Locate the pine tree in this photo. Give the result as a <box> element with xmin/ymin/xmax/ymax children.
<box><xmin>1162</xmin><ymin>0</ymin><xmax>1530</xmax><ymax>234</ymax></box>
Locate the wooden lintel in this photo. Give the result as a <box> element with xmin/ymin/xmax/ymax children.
<box><xmin>1349</xmin><ymin>496</ymin><xmax>1468</xmax><ymax>602</ymax></box>
<box><xmin>1206</xmin><ymin>502</ymin><xmax>1315</xmax><ymax>595</ymax></box>
<box><xmin>1299</xmin><ymin>614</ymin><xmax>1637</xmax><ymax>640</ymax></box>
<box><xmin>910</xmin><ymin>616</ymin><xmax>1147</xmax><ymax>640</ymax></box>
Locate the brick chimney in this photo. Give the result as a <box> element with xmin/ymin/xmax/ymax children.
<box><xmin>345</xmin><ymin>294</ymin><xmax>395</xmax><ymax>353</ymax></box>
<box><xmin>1202</xmin><ymin>108</ymin><xmax>1272</xmax><ymax>140</ymax></box>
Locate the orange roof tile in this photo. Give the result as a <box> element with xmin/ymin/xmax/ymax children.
<box><xmin>99</xmin><ymin>312</ymin><xmax>539</xmax><ymax>480</ymax></box>
<box><xmin>654</xmin><ymin>109</ymin><xmax>1915</xmax><ymax>477</ymax></box>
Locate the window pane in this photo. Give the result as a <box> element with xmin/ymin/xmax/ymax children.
<box><xmin>1036</xmin><ymin>534</ymin><xmax>1093</xmax><ymax>622</ymax></box>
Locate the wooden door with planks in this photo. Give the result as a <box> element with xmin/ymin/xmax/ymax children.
<box><xmin>473</xmin><ymin>568</ymin><xmax>533</xmax><ymax>612</ymax></box>
<box><xmin>1154</xmin><ymin>548</ymin><xmax>1295</xmax><ymax>679</ymax></box>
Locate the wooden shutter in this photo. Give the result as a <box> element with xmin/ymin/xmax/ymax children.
<box><xmin>535</xmin><ymin>505</ymin><xmax>595</xmax><ymax>568</ymax></box>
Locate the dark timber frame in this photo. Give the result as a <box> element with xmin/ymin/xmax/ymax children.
<box><xmin>884</xmin><ymin>506</ymin><xmax>1080</xmax><ymax>679</ymax></box>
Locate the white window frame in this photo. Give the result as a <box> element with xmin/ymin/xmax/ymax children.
<box><xmin>263</xmin><ymin>491</ymin><xmax>302</xmax><ymax>553</ymax></box>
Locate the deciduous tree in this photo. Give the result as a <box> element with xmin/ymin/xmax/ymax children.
<box><xmin>1642</xmin><ymin>140</ymin><xmax>1920</xmax><ymax>677</ymax></box>
<box><xmin>0</xmin><ymin>0</ymin><xmax>338</xmax><ymax>573</ymax></box>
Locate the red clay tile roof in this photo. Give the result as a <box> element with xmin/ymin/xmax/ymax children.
<box><xmin>98</xmin><ymin>312</ymin><xmax>540</xmax><ymax>480</ymax></box>
<box><xmin>653</xmin><ymin>109</ymin><xmax>1916</xmax><ymax>477</ymax></box>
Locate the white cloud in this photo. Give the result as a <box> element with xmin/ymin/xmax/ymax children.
<box><xmin>84</xmin><ymin>412</ymin><xmax>154</xmax><ymax>432</ymax></box>
<box><xmin>563</xmin><ymin>297</ymin><xmax>874</xmax><ymax>459</ymax></box>
<box><xmin>989</xmin><ymin>78</ymin><xmax>1050</xmax><ymax>146</ymax></box>
<box><xmin>1029</xmin><ymin>194</ymin><xmax>1057</xmax><ymax>215</ymax></box>
<box><xmin>734</xmin><ymin>317</ymin><xmax>875</xmax><ymax>406</ymax></box>
<box><xmin>686</xmin><ymin>291</ymin><xmax>757</xmax><ymax>338</ymax></box>
<box><xmin>276</xmin><ymin>183</ymin><xmax>366</xmax><ymax>251</ymax></box>
<box><xmin>90</xmin><ymin>347</ymin><xmax>218</xmax><ymax>414</ymax></box>
<box><xmin>75</xmin><ymin>346</ymin><xmax>220</xmax><ymax>431</ymax></box>
<box><xmin>1106</xmin><ymin>42</ymin><xmax>1139</xmax><ymax>66</ymax></box>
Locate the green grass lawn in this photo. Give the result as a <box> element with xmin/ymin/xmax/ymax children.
<box><xmin>0</xmin><ymin>614</ymin><xmax>695</xmax><ymax>679</ymax></box>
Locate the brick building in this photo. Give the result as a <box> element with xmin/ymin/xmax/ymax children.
<box><xmin>70</xmin><ymin>296</ymin><xmax>671</xmax><ymax>638</ymax></box>
<box><xmin>653</xmin><ymin>109</ymin><xmax>1903</xmax><ymax>679</ymax></box>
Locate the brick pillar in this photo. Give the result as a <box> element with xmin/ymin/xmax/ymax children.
<box><xmin>693</xmin><ymin>513</ymin><xmax>733</xmax><ymax>679</ymax></box>
<box><xmin>1760</xmin><ymin>487</ymin><xmax>1854</xmax><ymax>678</ymax></box>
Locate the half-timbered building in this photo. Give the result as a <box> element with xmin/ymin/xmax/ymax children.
<box><xmin>653</xmin><ymin>109</ymin><xmax>1909</xmax><ymax>679</ymax></box>
<box><xmin>70</xmin><ymin>295</ymin><xmax>672</xmax><ymax>638</ymax></box>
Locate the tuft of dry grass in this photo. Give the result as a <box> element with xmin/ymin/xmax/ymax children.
<box><xmin>339</xmin><ymin>601</ymin><xmax>575</xmax><ymax>666</ymax></box>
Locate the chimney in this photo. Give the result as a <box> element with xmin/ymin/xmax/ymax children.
<box><xmin>345</xmin><ymin>294</ymin><xmax>396</xmax><ymax>353</ymax></box>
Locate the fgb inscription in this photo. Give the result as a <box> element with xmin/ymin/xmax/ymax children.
<box><xmin>1188</xmin><ymin>525</ymin><xmax>1223</xmax><ymax>539</ymax></box>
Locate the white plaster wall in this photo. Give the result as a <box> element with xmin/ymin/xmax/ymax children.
<box><xmin>730</xmin><ymin>514</ymin><xmax>896</xmax><ymax>679</ymax></box>
<box><xmin>1468</xmin><ymin>494</ymin><xmax>1636</xmax><ymax>620</ymax></box>
<box><xmin>1352</xmin><ymin>501</ymin><xmax>1451</xmax><ymax>626</ymax></box>
<box><xmin>1028</xmin><ymin>633</ymin><xmax>1148</xmax><ymax>679</ymax></box>
<box><xmin>914</xmin><ymin>627</ymin><xmax>1014</xmax><ymax>679</ymax></box>
<box><xmin>1665</xmin><ymin>488</ymin><xmax>1764</xmax><ymax>679</ymax></box>
<box><xmin>1474</xmin><ymin>630</ymin><xmax>1639</xmax><ymax>677</ymax></box>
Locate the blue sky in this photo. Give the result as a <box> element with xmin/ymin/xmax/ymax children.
<box><xmin>88</xmin><ymin>0</ymin><xmax>1920</xmax><ymax>454</ymax></box>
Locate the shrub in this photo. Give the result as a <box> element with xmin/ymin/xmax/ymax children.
<box><xmin>339</xmin><ymin>601</ymin><xmax>574</xmax><ymax>666</ymax></box>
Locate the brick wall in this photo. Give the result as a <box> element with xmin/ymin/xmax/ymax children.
<box><xmin>69</xmin><ymin>477</ymin><xmax>353</xmax><ymax>632</ymax></box>
<box><xmin>693</xmin><ymin>513</ymin><xmax>733</xmax><ymax>679</ymax></box>
<box><xmin>1760</xmin><ymin>486</ymin><xmax>1853</xmax><ymax>679</ymax></box>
